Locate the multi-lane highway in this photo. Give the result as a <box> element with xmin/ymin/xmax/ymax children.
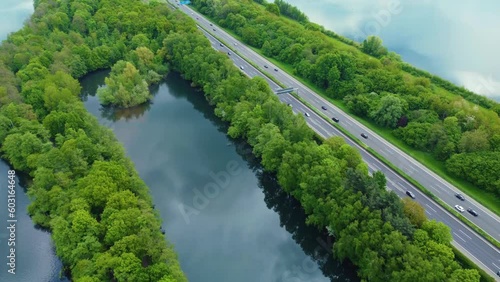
<box><xmin>172</xmin><ymin>2</ymin><xmax>500</xmax><ymax>278</ymax></box>
<box><xmin>179</xmin><ymin>5</ymin><xmax>500</xmax><ymax>244</ymax></box>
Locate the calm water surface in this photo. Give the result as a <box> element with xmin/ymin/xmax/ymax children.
<box><xmin>0</xmin><ymin>1</ymin><xmax>67</xmax><ymax>281</ymax></box>
<box><xmin>0</xmin><ymin>161</ymin><xmax>67</xmax><ymax>281</ymax></box>
<box><xmin>81</xmin><ymin>70</ymin><xmax>359</xmax><ymax>282</ymax></box>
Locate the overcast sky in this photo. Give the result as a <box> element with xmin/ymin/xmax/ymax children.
<box><xmin>0</xmin><ymin>0</ymin><xmax>499</xmax><ymax>100</ymax></box>
<box><xmin>285</xmin><ymin>0</ymin><xmax>500</xmax><ymax>100</ymax></box>
<box><xmin>0</xmin><ymin>0</ymin><xmax>33</xmax><ymax>41</ymax></box>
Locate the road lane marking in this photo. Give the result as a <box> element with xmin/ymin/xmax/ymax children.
<box><xmin>196</xmin><ymin>14</ymin><xmax>500</xmax><ymax>241</ymax></box>
<box><xmin>459</xmin><ymin>230</ymin><xmax>472</xmax><ymax>240</ymax></box>
<box><xmin>425</xmin><ymin>204</ymin><xmax>437</xmax><ymax>213</ymax></box>
<box><xmin>452</xmin><ymin>241</ymin><xmax>495</xmax><ymax>275</ymax></box>
<box><xmin>453</xmin><ymin>232</ymin><xmax>466</xmax><ymax>242</ymax></box>
<box><xmin>492</xmin><ymin>262</ymin><xmax>499</xmax><ymax>269</ymax></box>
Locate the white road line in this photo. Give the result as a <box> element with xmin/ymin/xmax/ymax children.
<box><xmin>196</xmin><ymin>12</ymin><xmax>500</xmax><ymax>243</ymax></box>
<box><xmin>459</xmin><ymin>230</ymin><xmax>472</xmax><ymax>240</ymax></box>
<box><xmin>453</xmin><ymin>232</ymin><xmax>466</xmax><ymax>242</ymax></box>
<box><xmin>392</xmin><ymin>184</ymin><xmax>404</xmax><ymax>193</ymax></box>
<box><xmin>425</xmin><ymin>204</ymin><xmax>437</xmax><ymax>213</ymax></box>
<box><xmin>492</xmin><ymin>262</ymin><xmax>499</xmax><ymax>269</ymax></box>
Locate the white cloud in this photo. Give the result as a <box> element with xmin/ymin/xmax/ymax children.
<box><xmin>0</xmin><ymin>0</ymin><xmax>34</xmax><ymax>41</ymax></box>
<box><xmin>284</xmin><ymin>0</ymin><xmax>500</xmax><ymax>100</ymax></box>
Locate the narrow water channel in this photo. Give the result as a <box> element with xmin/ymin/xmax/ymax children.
<box><xmin>81</xmin><ymin>70</ymin><xmax>359</xmax><ymax>282</ymax></box>
<box><xmin>0</xmin><ymin>160</ymin><xmax>67</xmax><ymax>281</ymax></box>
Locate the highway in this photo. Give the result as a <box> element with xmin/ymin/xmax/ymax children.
<box><xmin>172</xmin><ymin>2</ymin><xmax>500</xmax><ymax>278</ymax></box>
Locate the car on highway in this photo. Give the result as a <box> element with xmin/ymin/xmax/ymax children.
<box><xmin>304</xmin><ymin>112</ymin><xmax>310</xmax><ymax>117</ymax></box>
<box><xmin>332</xmin><ymin>117</ymin><xmax>339</xmax><ymax>122</ymax></box>
<box><xmin>274</xmin><ymin>68</ymin><xmax>278</xmax><ymax>71</ymax></box>
<box><xmin>220</xmin><ymin>43</ymin><xmax>223</xmax><ymax>47</ymax></box>
<box><xmin>213</xmin><ymin>29</ymin><xmax>216</xmax><ymax>31</ymax></box>
<box><xmin>455</xmin><ymin>193</ymin><xmax>465</xmax><ymax>201</ymax></box>
<box><xmin>406</xmin><ymin>191</ymin><xmax>415</xmax><ymax>199</ymax></box>
<box><xmin>455</xmin><ymin>205</ymin><xmax>465</xmax><ymax>212</ymax></box>
<box><xmin>227</xmin><ymin>52</ymin><xmax>231</xmax><ymax>55</ymax></box>
<box><xmin>467</xmin><ymin>208</ymin><xmax>478</xmax><ymax>216</ymax></box>
<box><xmin>264</xmin><ymin>65</ymin><xmax>268</xmax><ymax>68</ymax></box>
<box><xmin>361</xmin><ymin>133</ymin><xmax>368</xmax><ymax>139</ymax></box>
<box><xmin>210</xmin><ymin>23</ymin><xmax>213</xmax><ymax>26</ymax></box>
<box><xmin>496</xmin><ymin>270</ymin><xmax>500</xmax><ymax>277</ymax></box>
<box><xmin>240</xmin><ymin>66</ymin><xmax>244</xmax><ymax>70</ymax></box>
<box><xmin>321</xmin><ymin>106</ymin><xmax>327</xmax><ymax>110</ymax></box>
<box><xmin>234</xmin><ymin>43</ymin><xmax>237</xmax><ymax>46</ymax></box>
<box><xmin>196</xmin><ymin>17</ymin><xmax>199</xmax><ymax>20</ymax></box>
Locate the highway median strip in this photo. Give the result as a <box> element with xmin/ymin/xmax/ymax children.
<box><xmin>197</xmin><ymin>17</ymin><xmax>500</xmax><ymax>250</ymax></box>
<box><xmin>290</xmin><ymin>92</ymin><xmax>500</xmax><ymax>250</ymax></box>
<box><xmin>190</xmin><ymin>9</ymin><xmax>500</xmax><ymax>275</ymax></box>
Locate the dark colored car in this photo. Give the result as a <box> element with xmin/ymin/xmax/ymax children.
<box><xmin>406</xmin><ymin>191</ymin><xmax>416</xmax><ymax>199</ymax></box>
<box><xmin>455</xmin><ymin>193</ymin><xmax>465</xmax><ymax>201</ymax></box>
<box><xmin>321</xmin><ymin>106</ymin><xmax>327</xmax><ymax>110</ymax></box>
<box><xmin>213</xmin><ymin>29</ymin><xmax>216</xmax><ymax>31</ymax></box>
<box><xmin>467</xmin><ymin>208</ymin><xmax>478</xmax><ymax>217</ymax></box>
<box><xmin>264</xmin><ymin>65</ymin><xmax>268</xmax><ymax>68</ymax></box>
<box><xmin>220</xmin><ymin>43</ymin><xmax>223</xmax><ymax>47</ymax></box>
<box><xmin>210</xmin><ymin>23</ymin><xmax>213</xmax><ymax>26</ymax></box>
<box><xmin>496</xmin><ymin>270</ymin><xmax>500</xmax><ymax>277</ymax></box>
<box><xmin>274</xmin><ymin>68</ymin><xmax>278</xmax><ymax>71</ymax></box>
<box><xmin>332</xmin><ymin>117</ymin><xmax>339</xmax><ymax>122</ymax></box>
<box><xmin>361</xmin><ymin>133</ymin><xmax>368</xmax><ymax>139</ymax></box>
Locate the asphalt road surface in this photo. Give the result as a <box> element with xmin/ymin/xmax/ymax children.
<box><xmin>173</xmin><ymin>2</ymin><xmax>500</xmax><ymax>278</ymax></box>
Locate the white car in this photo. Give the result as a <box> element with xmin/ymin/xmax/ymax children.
<box><xmin>454</xmin><ymin>205</ymin><xmax>465</xmax><ymax>213</ymax></box>
<box><xmin>304</xmin><ymin>112</ymin><xmax>310</xmax><ymax>117</ymax></box>
<box><xmin>240</xmin><ymin>66</ymin><xmax>244</xmax><ymax>70</ymax></box>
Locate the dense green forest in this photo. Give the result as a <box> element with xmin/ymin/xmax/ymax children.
<box><xmin>191</xmin><ymin>0</ymin><xmax>500</xmax><ymax>198</ymax></box>
<box><xmin>163</xmin><ymin>9</ymin><xmax>480</xmax><ymax>281</ymax></box>
<box><xmin>0</xmin><ymin>0</ymin><xmax>483</xmax><ymax>281</ymax></box>
<box><xmin>0</xmin><ymin>0</ymin><xmax>186</xmax><ymax>280</ymax></box>
<box><xmin>97</xmin><ymin>48</ymin><xmax>168</xmax><ymax>108</ymax></box>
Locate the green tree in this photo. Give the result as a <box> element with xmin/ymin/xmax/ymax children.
<box><xmin>266</xmin><ymin>3</ymin><xmax>280</xmax><ymax>16</ymax></box>
<box><xmin>402</xmin><ymin>198</ymin><xmax>426</xmax><ymax>227</ymax></box>
<box><xmin>458</xmin><ymin>129</ymin><xmax>490</xmax><ymax>153</ymax></box>
<box><xmin>370</xmin><ymin>94</ymin><xmax>408</xmax><ymax>128</ymax></box>
<box><xmin>97</xmin><ymin>60</ymin><xmax>152</xmax><ymax>108</ymax></box>
<box><xmin>361</xmin><ymin>36</ymin><xmax>388</xmax><ymax>57</ymax></box>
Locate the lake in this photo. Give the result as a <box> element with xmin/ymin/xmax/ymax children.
<box><xmin>80</xmin><ymin>70</ymin><xmax>359</xmax><ymax>282</ymax></box>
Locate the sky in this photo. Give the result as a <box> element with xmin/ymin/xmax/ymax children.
<box><xmin>0</xmin><ymin>0</ymin><xmax>498</xmax><ymax>100</ymax></box>
<box><xmin>284</xmin><ymin>0</ymin><xmax>500</xmax><ymax>101</ymax></box>
<box><xmin>0</xmin><ymin>0</ymin><xmax>33</xmax><ymax>41</ymax></box>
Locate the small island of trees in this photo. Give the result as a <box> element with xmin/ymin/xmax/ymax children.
<box><xmin>98</xmin><ymin>46</ymin><xmax>167</xmax><ymax>108</ymax></box>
